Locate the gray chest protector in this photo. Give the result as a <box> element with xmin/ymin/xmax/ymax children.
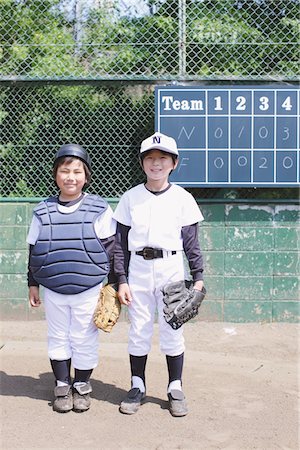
<box><xmin>30</xmin><ymin>194</ymin><xmax>109</xmax><ymax>295</ymax></box>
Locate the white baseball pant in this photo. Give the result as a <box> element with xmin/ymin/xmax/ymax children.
<box><xmin>128</xmin><ymin>252</ymin><xmax>186</xmax><ymax>356</ymax></box>
<box><xmin>43</xmin><ymin>284</ymin><xmax>101</xmax><ymax>370</ymax></box>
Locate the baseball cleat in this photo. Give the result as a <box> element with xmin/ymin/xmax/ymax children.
<box><xmin>168</xmin><ymin>389</ymin><xmax>188</xmax><ymax>417</ymax></box>
<box><xmin>72</xmin><ymin>382</ymin><xmax>92</xmax><ymax>412</ymax></box>
<box><xmin>73</xmin><ymin>392</ymin><xmax>91</xmax><ymax>412</ymax></box>
<box><xmin>119</xmin><ymin>387</ymin><xmax>146</xmax><ymax>415</ymax></box>
<box><xmin>53</xmin><ymin>385</ymin><xmax>73</xmax><ymax>413</ymax></box>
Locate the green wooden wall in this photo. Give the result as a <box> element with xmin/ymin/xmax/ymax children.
<box><xmin>0</xmin><ymin>200</ymin><xmax>299</xmax><ymax>322</ymax></box>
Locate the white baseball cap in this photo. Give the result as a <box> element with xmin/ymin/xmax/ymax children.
<box><xmin>140</xmin><ymin>132</ymin><xmax>179</xmax><ymax>156</ymax></box>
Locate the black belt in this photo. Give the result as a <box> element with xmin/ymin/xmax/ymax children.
<box><xmin>135</xmin><ymin>247</ymin><xmax>177</xmax><ymax>260</ymax></box>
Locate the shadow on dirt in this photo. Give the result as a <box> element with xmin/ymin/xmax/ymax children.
<box><xmin>0</xmin><ymin>371</ymin><xmax>168</xmax><ymax>410</ymax></box>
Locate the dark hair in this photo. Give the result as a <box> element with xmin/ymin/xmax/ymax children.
<box><xmin>53</xmin><ymin>156</ymin><xmax>91</xmax><ymax>188</ymax></box>
<box><xmin>140</xmin><ymin>149</ymin><xmax>178</xmax><ymax>165</ymax></box>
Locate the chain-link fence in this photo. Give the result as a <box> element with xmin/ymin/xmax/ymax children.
<box><xmin>1</xmin><ymin>0</ymin><xmax>299</xmax><ymax>81</ymax></box>
<box><xmin>1</xmin><ymin>0</ymin><xmax>299</xmax><ymax>198</ymax></box>
<box><xmin>1</xmin><ymin>84</ymin><xmax>154</xmax><ymax>198</ymax></box>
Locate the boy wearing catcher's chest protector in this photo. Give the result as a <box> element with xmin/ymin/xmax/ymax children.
<box><xmin>27</xmin><ymin>144</ymin><xmax>116</xmax><ymax>413</ymax></box>
<box><xmin>113</xmin><ymin>132</ymin><xmax>204</xmax><ymax>417</ymax></box>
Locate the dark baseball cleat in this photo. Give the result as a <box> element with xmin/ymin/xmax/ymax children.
<box><xmin>168</xmin><ymin>389</ymin><xmax>188</xmax><ymax>417</ymax></box>
<box><xmin>53</xmin><ymin>385</ymin><xmax>73</xmax><ymax>413</ymax></box>
<box><xmin>73</xmin><ymin>392</ymin><xmax>91</xmax><ymax>412</ymax></box>
<box><xmin>119</xmin><ymin>388</ymin><xmax>146</xmax><ymax>415</ymax></box>
<box><xmin>73</xmin><ymin>382</ymin><xmax>92</xmax><ymax>412</ymax></box>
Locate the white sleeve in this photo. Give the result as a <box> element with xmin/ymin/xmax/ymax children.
<box><xmin>112</xmin><ymin>192</ymin><xmax>131</xmax><ymax>226</ymax></box>
<box><xmin>94</xmin><ymin>205</ymin><xmax>117</xmax><ymax>239</ymax></box>
<box><xmin>26</xmin><ymin>215</ymin><xmax>41</xmax><ymax>245</ymax></box>
<box><xmin>181</xmin><ymin>192</ymin><xmax>204</xmax><ymax>226</ymax></box>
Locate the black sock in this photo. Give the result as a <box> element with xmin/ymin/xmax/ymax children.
<box><xmin>130</xmin><ymin>354</ymin><xmax>148</xmax><ymax>384</ymax></box>
<box><xmin>50</xmin><ymin>359</ymin><xmax>71</xmax><ymax>384</ymax></box>
<box><xmin>74</xmin><ymin>368</ymin><xmax>93</xmax><ymax>384</ymax></box>
<box><xmin>166</xmin><ymin>353</ymin><xmax>184</xmax><ymax>384</ymax></box>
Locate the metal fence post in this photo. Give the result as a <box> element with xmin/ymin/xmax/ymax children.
<box><xmin>179</xmin><ymin>0</ymin><xmax>186</xmax><ymax>79</ymax></box>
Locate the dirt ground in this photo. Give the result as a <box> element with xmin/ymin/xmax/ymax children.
<box><xmin>0</xmin><ymin>320</ymin><xmax>299</xmax><ymax>450</ymax></box>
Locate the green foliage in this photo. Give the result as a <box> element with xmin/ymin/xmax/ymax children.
<box><xmin>0</xmin><ymin>0</ymin><xmax>82</xmax><ymax>77</ymax></box>
<box><xmin>186</xmin><ymin>0</ymin><xmax>300</xmax><ymax>77</ymax></box>
<box><xmin>0</xmin><ymin>0</ymin><xmax>299</xmax><ymax>79</ymax></box>
<box><xmin>0</xmin><ymin>0</ymin><xmax>299</xmax><ymax>199</ymax></box>
<box><xmin>0</xmin><ymin>84</ymin><xmax>153</xmax><ymax>197</ymax></box>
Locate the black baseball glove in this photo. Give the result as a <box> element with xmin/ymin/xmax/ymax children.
<box><xmin>162</xmin><ymin>280</ymin><xmax>206</xmax><ymax>330</ymax></box>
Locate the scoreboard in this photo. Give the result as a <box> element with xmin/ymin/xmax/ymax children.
<box><xmin>155</xmin><ymin>85</ymin><xmax>300</xmax><ymax>187</ymax></box>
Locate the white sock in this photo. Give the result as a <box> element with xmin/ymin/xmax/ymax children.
<box><xmin>73</xmin><ymin>382</ymin><xmax>86</xmax><ymax>388</ymax></box>
<box><xmin>131</xmin><ymin>376</ymin><xmax>145</xmax><ymax>393</ymax></box>
<box><xmin>167</xmin><ymin>380</ymin><xmax>182</xmax><ymax>393</ymax></box>
<box><xmin>56</xmin><ymin>380</ymin><xmax>69</xmax><ymax>387</ymax></box>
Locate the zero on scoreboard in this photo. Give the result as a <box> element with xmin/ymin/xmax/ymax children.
<box><xmin>155</xmin><ymin>85</ymin><xmax>300</xmax><ymax>187</ymax></box>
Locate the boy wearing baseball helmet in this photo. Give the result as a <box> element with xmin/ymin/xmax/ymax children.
<box><xmin>113</xmin><ymin>132</ymin><xmax>204</xmax><ymax>417</ymax></box>
<box><xmin>27</xmin><ymin>144</ymin><xmax>117</xmax><ymax>413</ymax></box>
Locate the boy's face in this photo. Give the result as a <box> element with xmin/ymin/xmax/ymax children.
<box><xmin>142</xmin><ymin>149</ymin><xmax>178</xmax><ymax>182</ymax></box>
<box><xmin>56</xmin><ymin>159</ymin><xmax>87</xmax><ymax>201</ymax></box>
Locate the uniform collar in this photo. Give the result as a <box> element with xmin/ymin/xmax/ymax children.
<box><xmin>144</xmin><ymin>183</ymin><xmax>172</xmax><ymax>196</ymax></box>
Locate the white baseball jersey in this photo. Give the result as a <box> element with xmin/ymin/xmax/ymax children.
<box><xmin>113</xmin><ymin>183</ymin><xmax>203</xmax><ymax>251</ymax></box>
<box><xmin>113</xmin><ymin>183</ymin><xmax>204</xmax><ymax>357</ymax></box>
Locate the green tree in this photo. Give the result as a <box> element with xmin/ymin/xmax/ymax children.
<box><xmin>0</xmin><ymin>0</ymin><xmax>84</xmax><ymax>78</ymax></box>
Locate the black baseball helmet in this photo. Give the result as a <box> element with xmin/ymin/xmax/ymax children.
<box><xmin>54</xmin><ymin>144</ymin><xmax>91</xmax><ymax>170</ymax></box>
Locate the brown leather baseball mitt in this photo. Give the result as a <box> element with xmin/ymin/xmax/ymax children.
<box><xmin>93</xmin><ymin>283</ymin><xmax>121</xmax><ymax>332</ymax></box>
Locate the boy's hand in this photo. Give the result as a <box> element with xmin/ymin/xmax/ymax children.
<box><xmin>193</xmin><ymin>280</ymin><xmax>204</xmax><ymax>291</ymax></box>
<box><xmin>118</xmin><ymin>283</ymin><xmax>132</xmax><ymax>306</ymax></box>
<box><xmin>29</xmin><ymin>286</ymin><xmax>41</xmax><ymax>307</ymax></box>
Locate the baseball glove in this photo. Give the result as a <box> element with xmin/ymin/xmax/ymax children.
<box><xmin>93</xmin><ymin>283</ymin><xmax>121</xmax><ymax>332</ymax></box>
<box><xmin>162</xmin><ymin>280</ymin><xmax>206</xmax><ymax>330</ymax></box>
